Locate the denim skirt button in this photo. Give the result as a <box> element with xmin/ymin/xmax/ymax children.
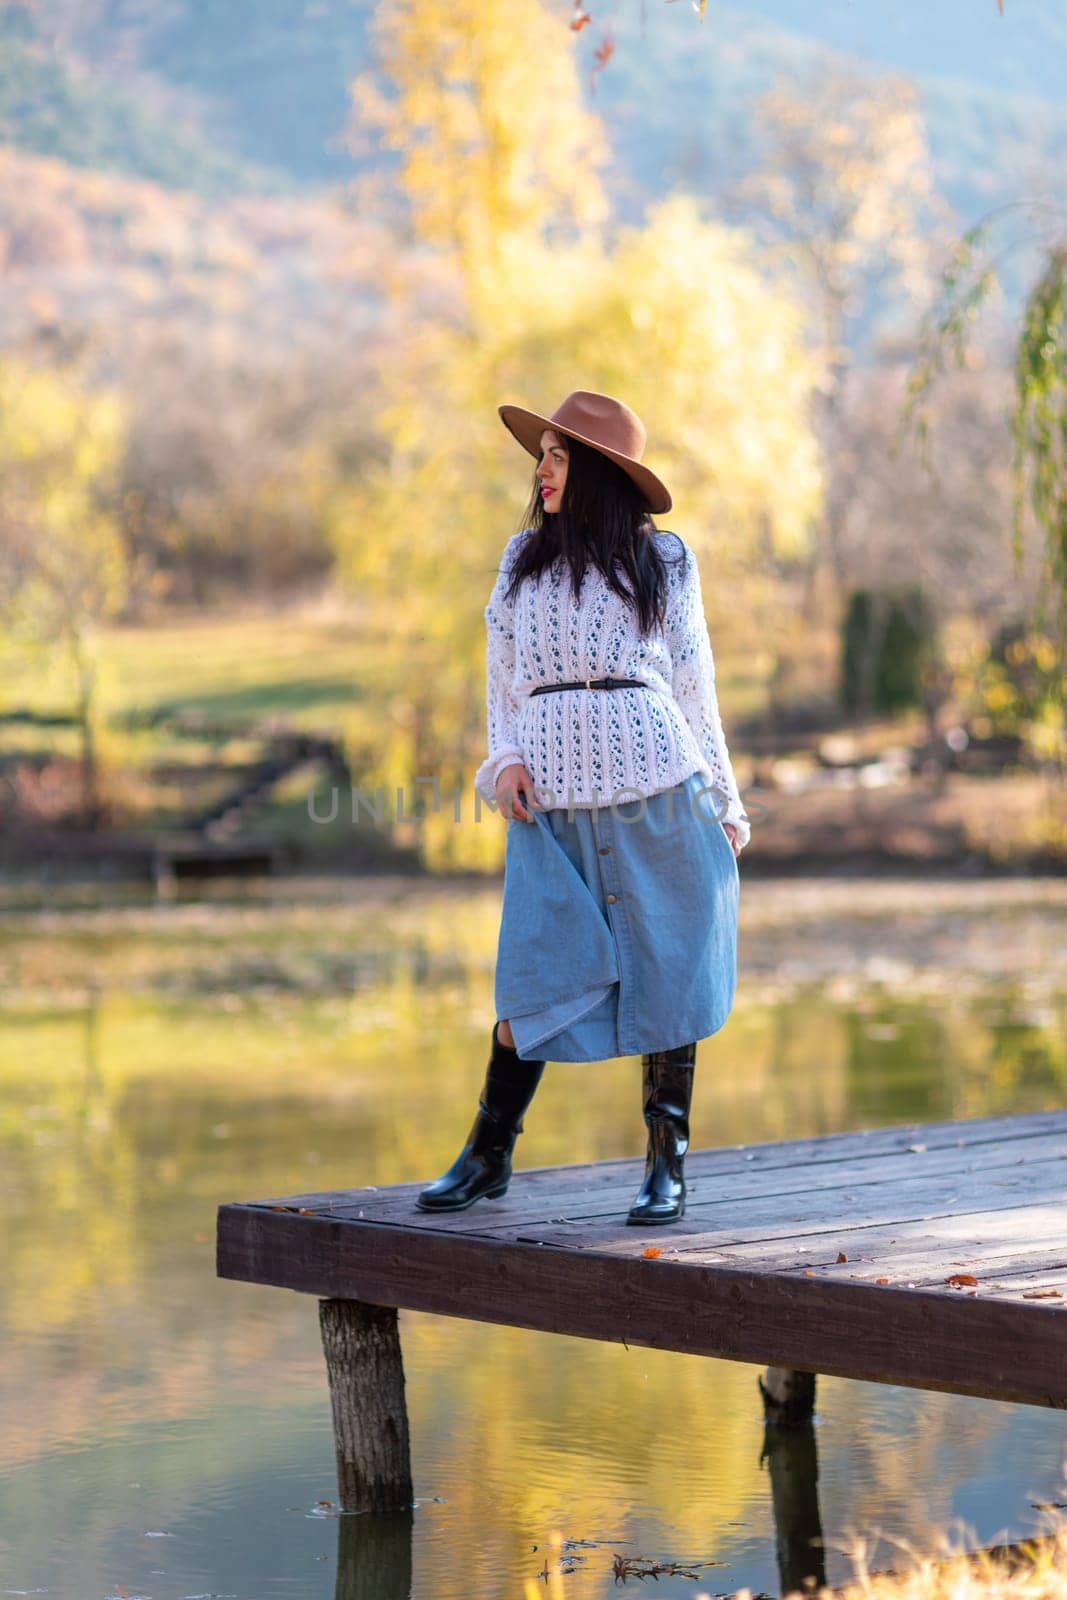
<box><xmin>494</xmin><ymin>768</ymin><xmax>740</xmax><ymax>1064</ymax></box>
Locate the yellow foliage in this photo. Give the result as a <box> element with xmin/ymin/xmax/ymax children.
<box><xmin>348</xmin><ymin>0</ymin><xmax>611</xmax><ymax>321</ymax></box>
<box><xmin>333</xmin><ymin>0</ymin><xmax>824</xmax><ymax>869</ymax></box>
<box><xmin>0</xmin><ymin>357</ymin><xmax>129</xmax><ymax>652</ymax></box>
<box><xmin>509</xmin><ymin>196</ymin><xmax>824</xmax><ymax>557</ymax></box>
<box><xmin>0</xmin><ymin>356</ymin><xmax>130</xmax><ymax>816</ymax></box>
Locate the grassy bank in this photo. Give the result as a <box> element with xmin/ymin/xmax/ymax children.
<box><xmin>2</xmin><ymin>604</ymin><xmax>1064</xmax><ymax>875</ymax></box>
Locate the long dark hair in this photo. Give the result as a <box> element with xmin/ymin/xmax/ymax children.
<box><xmin>501</xmin><ymin>433</ymin><xmax>683</xmax><ymax>637</ymax></box>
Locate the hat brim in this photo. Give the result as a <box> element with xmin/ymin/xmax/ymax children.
<box><xmin>498</xmin><ymin>403</ymin><xmax>672</xmax><ymax>515</ymax></box>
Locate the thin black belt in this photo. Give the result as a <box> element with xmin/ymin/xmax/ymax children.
<box><xmin>528</xmin><ymin>677</ymin><xmax>647</xmax><ymax>696</ymax></box>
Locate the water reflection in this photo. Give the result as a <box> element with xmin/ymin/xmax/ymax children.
<box><xmin>0</xmin><ymin>876</ymin><xmax>1065</xmax><ymax>1599</ymax></box>
<box><xmin>762</xmin><ymin>1417</ymin><xmax>826</xmax><ymax>1598</ymax></box>
<box><xmin>335</xmin><ymin>1508</ymin><xmax>414</xmax><ymax>1600</ymax></box>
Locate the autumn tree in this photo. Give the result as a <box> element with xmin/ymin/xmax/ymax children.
<box><xmin>729</xmin><ymin>63</ymin><xmax>951</xmax><ymax>610</ymax></box>
<box><xmin>335</xmin><ymin>0</ymin><xmax>823</xmax><ymax>869</ymax></box>
<box><xmin>902</xmin><ymin>206</ymin><xmax>1067</xmax><ymax>772</ymax></box>
<box><xmin>346</xmin><ymin>0</ymin><xmax>611</xmax><ymax>312</ymax></box>
<box><xmin>0</xmin><ymin>357</ymin><xmax>128</xmax><ymax>822</ymax></box>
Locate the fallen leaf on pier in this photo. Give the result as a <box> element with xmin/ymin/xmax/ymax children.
<box><xmin>642</xmin><ymin>1245</ymin><xmax>662</xmax><ymax>1258</ymax></box>
<box><xmin>946</xmin><ymin>1272</ymin><xmax>979</xmax><ymax>1286</ymax></box>
<box><xmin>876</xmin><ymin>1277</ymin><xmax>890</xmax><ymax>1284</ymax></box>
<box><xmin>1023</xmin><ymin>1288</ymin><xmax>1062</xmax><ymax>1299</ymax></box>
<box><xmin>836</xmin><ymin>1251</ymin><xmax>848</xmax><ymax>1262</ymax></box>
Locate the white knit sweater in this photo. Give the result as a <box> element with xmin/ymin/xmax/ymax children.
<box><xmin>473</xmin><ymin>528</ymin><xmax>752</xmax><ymax>851</ymax></box>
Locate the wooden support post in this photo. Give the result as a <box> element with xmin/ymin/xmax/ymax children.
<box><xmin>759</xmin><ymin>1366</ymin><xmax>816</xmax><ymax>1426</ymax></box>
<box><xmin>318</xmin><ymin>1298</ymin><xmax>413</xmax><ymax>1514</ymax></box>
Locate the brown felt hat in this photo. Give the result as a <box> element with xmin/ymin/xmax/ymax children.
<box><xmin>498</xmin><ymin>389</ymin><xmax>672</xmax><ymax>514</ymax></box>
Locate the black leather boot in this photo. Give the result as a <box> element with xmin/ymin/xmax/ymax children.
<box><xmin>625</xmin><ymin>1041</ymin><xmax>697</xmax><ymax>1225</ymax></box>
<box><xmin>416</xmin><ymin>1022</ymin><xmax>547</xmax><ymax>1212</ymax></box>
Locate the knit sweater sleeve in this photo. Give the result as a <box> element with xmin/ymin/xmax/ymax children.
<box><xmin>664</xmin><ymin>542</ymin><xmax>751</xmax><ymax>851</ymax></box>
<box><xmin>473</xmin><ymin>532</ymin><xmax>529</xmax><ymax>804</ymax></box>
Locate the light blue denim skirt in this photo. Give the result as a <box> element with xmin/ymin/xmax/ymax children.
<box><xmin>493</xmin><ymin>769</ymin><xmax>740</xmax><ymax>1063</ymax></box>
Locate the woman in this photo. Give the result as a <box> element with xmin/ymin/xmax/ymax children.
<box><xmin>417</xmin><ymin>390</ymin><xmax>749</xmax><ymax>1225</ymax></box>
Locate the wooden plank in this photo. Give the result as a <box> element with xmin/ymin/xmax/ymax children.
<box><xmin>683</xmin><ymin>1209</ymin><xmax>1067</xmax><ymax>1261</ymax></box>
<box><xmin>985</xmin><ymin>1281</ymin><xmax>1067</xmax><ymax>1303</ymax></box>
<box><xmin>253</xmin><ymin>1131</ymin><xmax>1067</xmax><ymax>1236</ymax></box>
<box><xmin>471</xmin><ymin>1160</ymin><xmax>1067</xmax><ymax>1254</ymax></box>
<box><xmin>216</xmin><ymin>1203</ymin><xmax>1067</xmax><ymax>1409</ymax></box>
<box><xmin>710</xmin><ymin>1228</ymin><xmax>1067</xmax><ymax>1281</ymax></box>
<box><xmin>300</xmin><ymin>1132</ymin><xmax>1067</xmax><ymax>1228</ymax></box>
<box><xmin>251</xmin><ymin>1109</ymin><xmax>1067</xmax><ymax>1215</ymax></box>
<box><xmin>705</xmin><ymin>1244</ymin><xmax>1067</xmax><ymax>1293</ymax></box>
<box><xmin>245</xmin><ymin>1152</ymin><xmax>1067</xmax><ymax>1279</ymax></box>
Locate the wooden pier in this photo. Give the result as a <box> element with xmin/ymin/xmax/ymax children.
<box><xmin>217</xmin><ymin>1107</ymin><xmax>1067</xmax><ymax>1592</ymax></box>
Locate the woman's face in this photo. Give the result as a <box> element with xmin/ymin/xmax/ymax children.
<box><xmin>537</xmin><ymin>428</ymin><xmax>569</xmax><ymax>512</ymax></box>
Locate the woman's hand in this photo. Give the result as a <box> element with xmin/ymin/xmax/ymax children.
<box><xmin>495</xmin><ymin>762</ymin><xmax>539</xmax><ymax>823</ymax></box>
<box><xmin>722</xmin><ymin>821</ymin><xmax>741</xmax><ymax>857</ymax></box>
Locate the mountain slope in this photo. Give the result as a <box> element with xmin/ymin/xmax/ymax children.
<box><xmin>586</xmin><ymin>2</ymin><xmax>1067</xmax><ymax>226</ymax></box>
<box><xmin>0</xmin><ymin>22</ymin><xmax>285</xmax><ymax>195</ymax></box>
<box><xmin>3</xmin><ymin>0</ymin><xmax>1065</xmax><ymax>230</ymax></box>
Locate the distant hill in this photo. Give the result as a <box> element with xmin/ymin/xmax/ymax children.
<box><xmin>586</xmin><ymin>0</ymin><xmax>1067</xmax><ymax>228</ymax></box>
<box><xmin>0</xmin><ymin>144</ymin><xmax>389</xmax><ymax>378</ymax></box>
<box><xmin>4</xmin><ymin>0</ymin><xmax>364</xmax><ymax>189</ymax></box>
<box><xmin>6</xmin><ymin>0</ymin><xmax>1065</xmax><ymax>230</ymax></box>
<box><xmin>0</xmin><ymin>14</ymin><xmax>285</xmax><ymax>196</ymax></box>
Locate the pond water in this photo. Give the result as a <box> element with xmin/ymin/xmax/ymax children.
<box><xmin>1</xmin><ymin>873</ymin><xmax>1066</xmax><ymax>1600</ymax></box>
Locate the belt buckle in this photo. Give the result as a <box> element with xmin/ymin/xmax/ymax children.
<box><xmin>586</xmin><ymin>677</ymin><xmax>593</xmax><ymax>691</ymax></box>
